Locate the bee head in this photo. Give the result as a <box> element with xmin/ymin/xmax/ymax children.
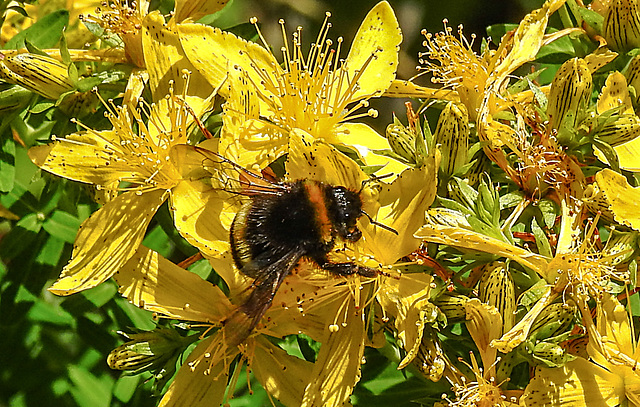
<box><xmin>326</xmin><ymin>186</ymin><xmax>363</xmax><ymax>242</ymax></box>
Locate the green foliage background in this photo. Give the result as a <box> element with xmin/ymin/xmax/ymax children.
<box><xmin>0</xmin><ymin>0</ymin><xmax>540</xmax><ymax>406</ymax></box>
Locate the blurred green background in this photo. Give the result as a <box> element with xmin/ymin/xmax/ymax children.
<box><xmin>0</xmin><ymin>0</ymin><xmax>542</xmax><ymax>406</ymax></box>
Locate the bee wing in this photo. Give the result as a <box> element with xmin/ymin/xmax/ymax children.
<box><xmin>222</xmin><ymin>249</ymin><xmax>303</xmax><ymax>348</ymax></box>
<box><xmin>173</xmin><ymin>144</ymin><xmax>289</xmax><ymax>197</ymax></box>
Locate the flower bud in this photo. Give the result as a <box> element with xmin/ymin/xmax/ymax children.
<box><xmin>478</xmin><ymin>260</ymin><xmax>516</xmax><ymax>333</ymax></box>
<box><xmin>434</xmin><ymin>101</ymin><xmax>469</xmax><ymax>176</ymax></box>
<box><xmin>107</xmin><ymin>327</ymin><xmax>191</xmax><ymax>373</ymax></box>
<box><xmin>604</xmin><ymin>0</ymin><xmax>640</xmax><ymax>52</ymax></box>
<box><xmin>547</xmin><ymin>58</ymin><xmax>592</xmax><ymax>132</ymax></box>
<box><xmin>625</xmin><ymin>55</ymin><xmax>640</xmax><ymax>108</ymax></box>
<box><xmin>385</xmin><ymin>117</ymin><xmax>417</xmax><ymax>162</ymax></box>
<box><xmin>528</xmin><ymin>300</ymin><xmax>577</xmax><ymax>341</ymax></box>
<box><xmin>594</xmin><ymin>114</ymin><xmax>640</xmax><ymax>146</ymax></box>
<box><xmin>432</xmin><ymin>292</ymin><xmax>469</xmax><ymax>323</ymax></box>
<box><xmin>0</xmin><ymin>53</ymin><xmax>75</xmax><ymax>99</ymax></box>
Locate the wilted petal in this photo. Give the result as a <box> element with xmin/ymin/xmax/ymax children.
<box><xmin>48</xmin><ymin>189</ymin><xmax>167</xmax><ymax>295</ymax></box>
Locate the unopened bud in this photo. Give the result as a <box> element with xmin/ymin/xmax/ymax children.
<box><xmin>478</xmin><ymin>261</ymin><xmax>516</xmax><ymax>333</ymax></box>
<box><xmin>434</xmin><ymin>102</ymin><xmax>469</xmax><ymax>176</ymax></box>
<box><xmin>547</xmin><ymin>58</ymin><xmax>592</xmax><ymax>132</ymax></box>
<box><xmin>604</xmin><ymin>0</ymin><xmax>640</xmax><ymax>52</ymax></box>
<box><xmin>0</xmin><ymin>53</ymin><xmax>75</xmax><ymax>99</ymax></box>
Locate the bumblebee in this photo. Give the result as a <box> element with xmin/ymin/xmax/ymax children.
<box><xmin>184</xmin><ymin>146</ymin><xmax>395</xmax><ymax>347</ymax></box>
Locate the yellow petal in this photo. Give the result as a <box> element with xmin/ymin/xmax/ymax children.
<box><xmin>383</xmin><ymin>79</ymin><xmax>460</xmax><ymax>102</ymax></box>
<box><xmin>491</xmin><ymin>286</ymin><xmax>557</xmax><ymax>353</ymax></box>
<box><xmin>492</xmin><ymin>0</ymin><xmax>565</xmax><ymax>79</ymax></box>
<box><xmin>173</xmin><ymin>0</ymin><xmax>229</xmax><ymax>23</ymax></box>
<box><xmin>596</xmin><ymin>293</ymin><xmax>635</xmax><ymax>362</ymax></box>
<box><xmin>253</xmin><ymin>336</ymin><xmax>313</xmax><ymax>406</ymax></box>
<box><xmin>177</xmin><ymin>22</ymin><xmax>278</xmax><ymax>101</ymax></box>
<box><xmin>597</xmin><ymin>72</ymin><xmax>634</xmax><ymax>115</ymax></box>
<box><xmin>287</xmin><ymin>129</ymin><xmax>368</xmax><ymax>191</ymax></box>
<box><xmin>589</xmin><ymin>169</ymin><xmax>640</xmax><ymax>231</ymax></box>
<box><xmin>220</xmin><ymin>117</ymin><xmax>287</xmax><ymax>169</ymax></box>
<box><xmin>363</xmin><ymin>164</ymin><xmax>437</xmax><ymax>264</ymax></box>
<box><xmin>335</xmin><ymin>122</ymin><xmax>408</xmax><ymax>176</ymax></box>
<box><xmin>170</xmin><ymin>179</ymin><xmax>235</xmax><ymax>258</ymax></box>
<box><xmin>302</xmin><ymin>291</ymin><xmax>365</xmax><ymax>407</ymax></box>
<box><xmin>28</xmin><ymin>131</ymin><xmax>131</xmax><ymax>186</ymax></box>
<box><xmin>48</xmin><ymin>189</ymin><xmax>167</xmax><ymax>295</ymax></box>
<box><xmin>114</xmin><ymin>245</ymin><xmax>233</xmax><ymax>322</ymax></box>
<box><xmin>596</xmin><ymin>136</ymin><xmax>640</xmax><ymax>171</ymax></box>
<box><xmin>344</xmin><ymin>1</ymin><xmax>401</xmax><ymax>101</ymax></box>
<box><xmin>376</xmin><ymin>272</ymin><xmax>432</xmax><ymax>368</ymax></box>
<box><xmin>158</xmin><ymin>336</ymin><xmax>233</xmax><ymax>407</ymax></box>
<box><xmin>415</xmin><ymin>222</ymin><xmax>549</xmax><ymax>276</ymax></box>
<box><xmin>521</xmin><ymin>359</ymin><xmax>624</xmax><ymax>407</ymax></box>
<box><xmin>142</xmin><ymin>12</ymin><xmax>213</xmax><ymax>105</ymax></box>
<box><xmin>464</xmin><ymin>299</ymin><xmax>502</xmax><ymax>378</ymax></box>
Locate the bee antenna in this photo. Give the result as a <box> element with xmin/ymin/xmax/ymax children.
<box><xmin>360</xmin><ymin>173</ymin><xmax>394</xmax><ymax>192</ymax></box>
<box><xmin>361</xmin><ymin>210</ymin><xmax>398</xmax><ymax>235</ymax></box>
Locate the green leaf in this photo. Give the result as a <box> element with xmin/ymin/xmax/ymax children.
<box><xmin>3</xmin><ymin>10</ymin><xmax>69</xmax><ymax>50</ymax></box>
<box><xmin>579</xmin><ymin>7</ymin><xmax>604</xmax><ymax>34</ymax></box>
<box><xmin>42</xmin><ymin>210</ymin><xmax>81</xmax><ymax>243</ymax></box>
<box><xmin>67</xmin><ymin>365</ymin><xmax>113</xmax><ymax>407</ymax></box>
<box><xmin>28</xmin><ymin>296</ymin><xmax>75</xmax><ymax>326</ymax></box>
<box><xmin>82</xmin><ymin>283</ymin><xmax>118</xmax><ymax>308</ymax></box>
<box><xmin>34</xmin><ymin>234</ymin><xmax>66</xmax><ymax>266</ymax></box>
<box><xmin>112</xmin><ymin>374</ymin><xmax>142</xmax><ymax>403</ymax></box>
<box><xmin>0</xmin><ymin>136</ymin><xmax>16</xmax><ymax>193</ymax></box>
<box><xmin>0</xmin><ymin>213</ymin><xmax>42</xmax><ymax>260</ymax></box>
<box><xmin>531</xmin><ymin>217</ymin><xmax>553</xmax><ymax>258</ymax></box>
<box><xmin>142</xmin><ymin>224</ymin><xmax>174</xmax><ymax>259</ymax></box>
<box><xmin>486</xmin><ymin>24</ymin><xmax>518</xmax><ymax>46</ymax></box>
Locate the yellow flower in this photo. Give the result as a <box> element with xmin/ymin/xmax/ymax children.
<box><xmin>1</xmin><ymin>0</ymin><xmax>101</xmax><ymax>47</ymax></box>
<box><xmin>165</xmin><ymin>127</ymin><xmax>438</xmax><ymax>405</ymax></box>
<box><xmin>177</xmin><ymin>1</ymin><xmax>403</xmax><ymax>171</ymax></box>
<box><xmin>82</xmin><ymin>0</ymin><xmax>230</xmax><ymax>67</ymax></box>
<box><xmin>419</xmin><ymin>21</ymin><xmax>490</xmax><ymax>121</ymax></box>
<box><xmin>440</xmin><ymin>352</ymin><xmax>519</xmax><ymax>407</ymax></box>
<box><xmin>25</xmin><ymin>7</ymin><xmax>216</xmax><ymax>295</ymax></box>
<box><xmin>114</xmin><ymin>246</ymin><xmax>324</xmax><ymax>407</ymax></box>
<box><xmin>521</xmin><ymin>294</ymin><xmax>640</xmax><ymax>407</ymax></box>
<box><xmin>416</xmin><ymin>195</ymin><xmax>627</xmax><ymax>355</ymax></box>
<box><xmin>28</xmin><ymin>84</ymin><xmax>212</xmax><ymax>295</ymax></box>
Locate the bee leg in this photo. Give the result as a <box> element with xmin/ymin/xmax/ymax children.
<box><xmin>321</xmin><ymin>261</ymin><xmax>378</xmax><ymax>278</ymax></box>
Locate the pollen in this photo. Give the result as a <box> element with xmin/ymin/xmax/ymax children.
<box><xmin>419</xmin><ymin>21</ymin><xmax>488</xmax><ymax>117</ymax></box>
<box><xmin>546</xmin><ymin>217</ymin><xmax>629</xmax><ymax>301</ymax></box>
<box><xmin>81</xmin><ymin>0</ymin><xmax>142</xmax><ymax>36</ymax></box>
<box><xmin>237</xmin><ymin>13</ymin><xmax>382</xmax><ymax>138</ymax></box>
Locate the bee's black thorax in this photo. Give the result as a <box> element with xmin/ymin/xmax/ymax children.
<box><xmin>230</xmin><ymin>179</ymin><xmax>363</xmax><ymax>278</ymax></box>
